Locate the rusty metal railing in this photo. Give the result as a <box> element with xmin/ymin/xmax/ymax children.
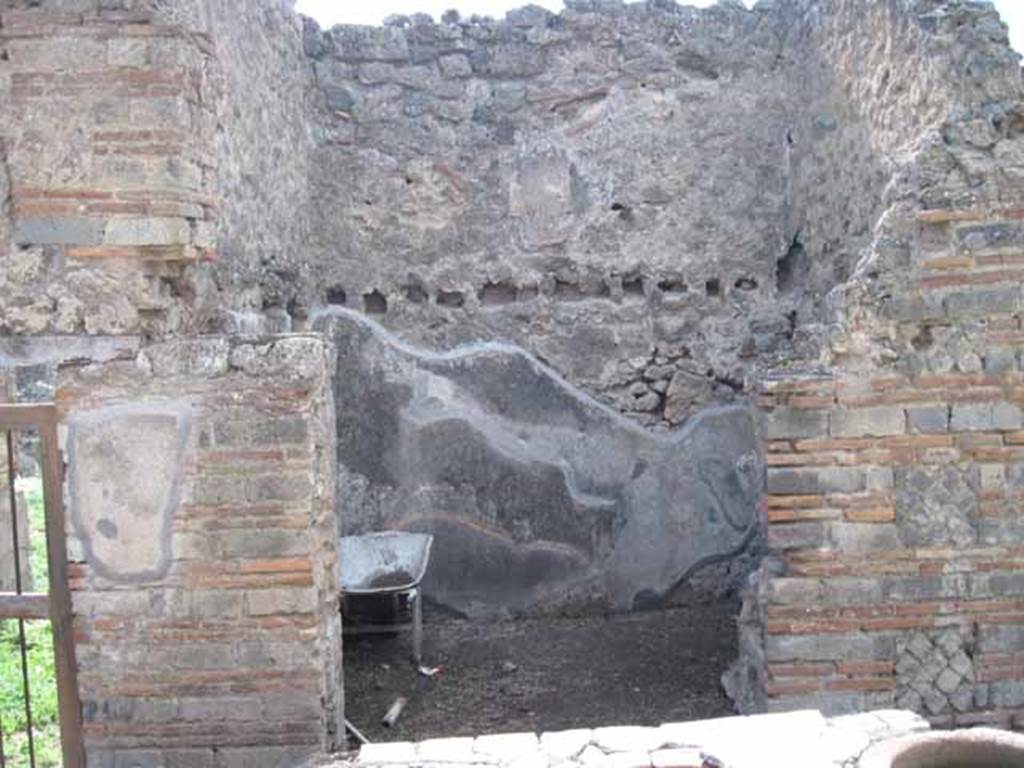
<box><xmin>0</xmin><ymin>405</ymin><xmax>83</xmax><ymax>768</ymax></box>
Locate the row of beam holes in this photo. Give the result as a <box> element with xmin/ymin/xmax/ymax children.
<box><xmin>325</xmin><ymin>275</ymin><xmax>760</xmax><ymax>315</ymax></box>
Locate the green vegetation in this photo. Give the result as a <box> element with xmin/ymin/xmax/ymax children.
<box><xmin>1</xmin><ymin>478</ymin><xmax>61</xmax><ymax>767</ymax></box>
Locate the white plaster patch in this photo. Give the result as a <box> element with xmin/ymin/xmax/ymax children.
<box><xmin>67</xmin><ymin>401</ymin><xmax>191</xmax><ymax>582</ymax></box>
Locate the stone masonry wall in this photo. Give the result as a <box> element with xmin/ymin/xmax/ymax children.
<box><xmin>298</xmin><ymin>0</ymin><xmax>1016</xmax><ymax>429</ymax></box>
<box><xmin>5</xmin><ymin>0</ymin><xmax>1024</xmax><ymax>748</ymax></box>
<box><xmin>305</xmin><ymin>1</ymin><xmax>801</xmax><ymax>427</ymax></box>
<box><xmin>203</xmin><ymin>0</ymin><xmax>317</xmax><ymax>330</ymax></box>
<box><xmin>734</xmin><ymin>7</ymin><xmax>1024</xmax><ymax>726</ymax></box>
<box><xmin>0</xmin><ymin>0</ymin><xmax>217</xmax><ymax>340</ymax></box>
<box><xmin>55</xmin><ymin>335</ymin><xmax>341</xmax><ymax>766</ymax></box>
<box><xmin>0</xmin><ymin>0</ymin><xmax>318</xmax><ymax>376</ymax></box>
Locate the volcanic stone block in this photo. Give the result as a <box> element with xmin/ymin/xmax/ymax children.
<box><xmin>765</xmin><ymin>633</ymin><xmax>891</xmax><ymax>662</ymax></box>
<box><xmin>830</xmin><ymin>522</ymin><xmax>901</xmax><ymax>554</ymax></box>
<box><xmin>103</xmin><ymin>217</ymin><xmax>191</xmax><ymax>246</ymax></box>
<box><xmin>245</xmin><ymin>587</ymin><xmax>318</xmax><ymax>616</ymax></box>
<box><xmin>760</xmin><ymin>408</ymin><xmax>829</xmax><ymax>440</ymax></box>
<box><xmin>951</xmin><ymin>403</ymin><xmax>1023</xmax><ymax>432</ymax></box>
<box><xmin>830</xmin><ymin>406</ymin><xmax>905</xmax><ymax>438</ymax></box>
<box><xmin>14</xmin><ymin>216</ymin><xmax>102</xmax><ymax>246</ymax></box>
<box><xmin>67</xmin><ymin>402</ymin><xmax>190</xmax><ymax>582</ymax></box>
<box><xmin>943</xmin><ymin>287</ymin><xmax>1021</xmax><ymax>317</ymax></box>
<box><xmin>954</xmin><ymin>222</ymin><xmax>1024</xmax><ymax>253</ymax></box>
<box><xmin>906</xmin><ymin>407</ymin><xmax>949</xmax><ymax>434</ymax></box>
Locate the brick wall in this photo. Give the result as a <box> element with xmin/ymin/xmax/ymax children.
<box><xmin>0</xmin><ymin>2</ymin><xmax>216</xmax><ymax>338</ymax></box>
<box><xmin>55</xmin><ymin>335</ymin><xmax>341</xmax><ymax>766</ymax></box>
<box><xmin>751</xmin><ymin>199</ymin><xmax>1024</xmax><ymax>726</ymax></box>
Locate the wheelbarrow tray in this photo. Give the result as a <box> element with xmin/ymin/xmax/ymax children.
<box><xmin>339</xmin><ymin>531</ymin><xmax>433</xmax><ymax>595</ymax></box>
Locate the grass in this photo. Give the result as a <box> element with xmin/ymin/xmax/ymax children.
<box><xmin>1</xmin><ymin>477</ymin><xmax>62</xmax><ymax>767</ymax></box>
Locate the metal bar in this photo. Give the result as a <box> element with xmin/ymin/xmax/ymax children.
<box><xmin>0</xmin><ymin>405</ymin><xmax>85</xmax><ymax>768</ymax></box>
<box><xmin>0</xmin><ymin>593</ymin><xmax>50</xmax><ymax>620</ymax></box>
<box><xmin>7</xmin><ymin>429</ymin><xmax>36</xmax><ymax>768</ymax></box>
<box><xmin>16</xmin><ymin>617</ymin><xmax>37</xmax><ymax>768</ymax></box>
<box><xmin>6</xmin><ymin>430</ymin><xmax>23</xmax><ymax>597</ymax></box>
<box><xmin>345</xmin><ymin>718</ymin><xmax>371</xmax><ymax>746</ymax></box>
<box><xmin>38</xmin><ymin>410</ymin><xmax>85</xmax><ymax>768</ymax></box>
<box><xmin>411</xmin><ymin>588</ymin><xmax>423</xmax><ymax>667</ymax></box>
<box><xmin>0</xmin><ymin>693</ymin><xmax>6</xmax><ymax>768</ymax></box>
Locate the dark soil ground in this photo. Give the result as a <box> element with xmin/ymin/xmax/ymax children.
<box><xmin>342</xmin><ymin>600</ymin><xmax>738</xmax><ymax>746</ymax></box>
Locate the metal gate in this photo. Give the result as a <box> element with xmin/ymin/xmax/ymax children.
<box><xmin>0</xmin><ymin>405</ymin><xmax>83</xmax><ymax>768</ymax></box>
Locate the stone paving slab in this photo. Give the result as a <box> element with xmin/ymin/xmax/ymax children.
<box><xmin>349</xmin><ymin>709</ymin><xmax>931</xmax><ymax>768</ymax></box>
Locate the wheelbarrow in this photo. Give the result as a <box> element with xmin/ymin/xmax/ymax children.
<box><xmin>339</xmin><ymin>531</ymin><xmax>433</xmax><ymax>666</ymax></box>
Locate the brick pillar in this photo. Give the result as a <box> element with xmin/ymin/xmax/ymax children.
<box><xmin>753</xmin><ymin>204</ymin><xmax>1024</xmax><ymax>727</ymax></box>
<box><xmin>57</xmin><ymin>335</ymin><xmax>341</xmax><ymax>766</ymax></box>
<box><xmin>1</xmin><ymin>4</ymin><xmax>216</xmax><ymax>337</ymax></box>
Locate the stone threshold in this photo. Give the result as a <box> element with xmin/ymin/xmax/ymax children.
<box><xmin>337</xmin><ymin>709</ymin><xmax>931</xmax><ymax>768</ymax></box>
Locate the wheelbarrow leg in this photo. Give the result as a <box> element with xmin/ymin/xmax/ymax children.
<box><xmin>411</xmin><ymin>587</ymin><xmax>423</xmax><ymax>666</ymax></box>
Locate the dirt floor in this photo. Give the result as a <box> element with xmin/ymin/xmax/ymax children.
<box><xmin>342</xmin><ymin>600</ymin><xmax>738</xmax><ymax>745</ymax></box>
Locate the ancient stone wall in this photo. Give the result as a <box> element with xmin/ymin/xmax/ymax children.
<box><xmin>56</xmin><ymin>334</ymin><xmax>341</xmax><ymax>766</ymax></box>
<box><xmin>300</xmin><ymin>0</ymin><xmax>1020</xmax><ymax>428</ymax></box>
<box><xmin>0</xmin><ymin>0</ymin><xmax>317</xmax><ymax>371</ymax></box>
<box><xmin>731</xmin><ymin>0</ymin><xmax>1024</xmax><ymax>727</ymax></box>
<box><xmin>306</xmin><ymin>2</ymin><xmax>801</xmax><ymax>426</ymax></box>
<box><xmin>4</xmin><ymin>0</ymin><xmax>1024</xmax><ymax>751</ymax></box>
<box><xmin>203</xmin><ymin>0</ymin><xmax>318</xmax><ymax>331</ymax></box>
<box><xmin>0</xmin><ymin>0</ymin><xmax>216</xmax><ymax>341</ymax></box>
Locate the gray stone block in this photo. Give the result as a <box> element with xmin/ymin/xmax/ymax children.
<box><xmin>769</xmin><ymin>577</ymin><xmax>824</xmax><ymax>605</ymax></box>
<box><xmin>906</xmin><ymin>406</ymin><xmax>949</xmax><ymax>434</ymax></box>
<box><xmin>246</xmin><ymin>587</ymin><xmax>317</xmax><ymax>616</ymax></box>
<box><xmin>866</xmin><ymin>466</ymin><xmax>895</xmax><ymax>492</ymax></box>
<box><xmin>328</xmin><ymin>26</ymin><xmax>409</xmax><ymax>62</ymax></box>
<box><xmin>978</xmin><ymin>623</ymin><xmax>1024</xmax><ymax>653</ymax></box>
<box><xmin>883</xmin><ymin>575</ymin><xmax>967</xmax><ymax>602</ymax></box>
<box><xmin>944</xmin><ymin>287</ymin><xmax>1021</xmax><ymax>317</ymax></box>
<box><xmin>992</xmin><ymin>402</ymin><xmax>1024</xmax><ymax>430</ymax></box>
<box><xmin>324</xmin><ymin>85</ymin><xmax>356</xmax><ymax>111</ymax></box>
<box><xmin>766</xmin><ymin>469</ymin><xmax>819</xmax><ymax>495</ymax></box>
<box><xmin>760</xmin><ymin>408</ymin><xmax>829</xmax><ymax>440</ymax></box>
<box><xmin>830</xmin><ymin>522</ymin><xmax>902</xmax><ymax>554</ymax></box>
<box><xmin>14</xmin><ymin>216</ymin><xmax>102</xmax><ymax>245</ymax></box>
<box><xmin>951</xmin><ymin>402</ymin><xmax>1023</xmax><ymax>432</ymax></box>
<box><xmin>984</xmin><ymin>347</ymin><xmax>1018</xmax><ymax>373</ymax></box>
<box><xmin>193</xmin><ymin>475</ymin><xmax>246</xmax><ymax>506</ymax></box>
<box><xmin>980</xmin><ymin>517</ymin><xmax>1024</xmax><ymax>545</ymax></box>
<box><xmin>178</xmin><ymin>696</ymin><xmax>262</xmax><ymax>721</ymax></box>
<box><xmin>104</xmin><ymin>217</ymin><xmax>190</xmax><ymax>246</ymax></box>
<box><xmin>990</xmin><ymin>680</ymin><xmax>1024</xmax><ymax>708</ymax></box>
<box><xmin>817</xmin><ymin>467</ymin><xmax>868</xmax><ymax>494</ymax></box>
<box><xmin>830</xmin><ymin>406</ymin><xmax>906</xmax><ymax>438</ymax></box>
<box><xmin>823</xmin><ymin>577</ymin><xmax>883</xmax><ymax>605</ymax></box>
<box><xmin>768</xmin><ymin>522</ymin><xmax>829</xmax><ymax>550</ymax></box>
<box><xmin>220</xmin><ymin>530</ymin><xmax>309</xmax><ymax>559</ymax></box>
<box><xmin>954</xmin><ymin>222</ymin><xmax>1024</xmax><ymax>253</ymax></box>
<box><xmin>765</xmin><ymin>633</ymin><xmax>886</xmax><ymax>662</ymax></box>
<box><xmin>246</xmin><ymin>472</ymin><xmax>312</xmax><ymax>502</ymax></box>
<box><xmin>184</xmin><ymin>590</ymin><xmax>245</xmax><ymax>620</ymax></box>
